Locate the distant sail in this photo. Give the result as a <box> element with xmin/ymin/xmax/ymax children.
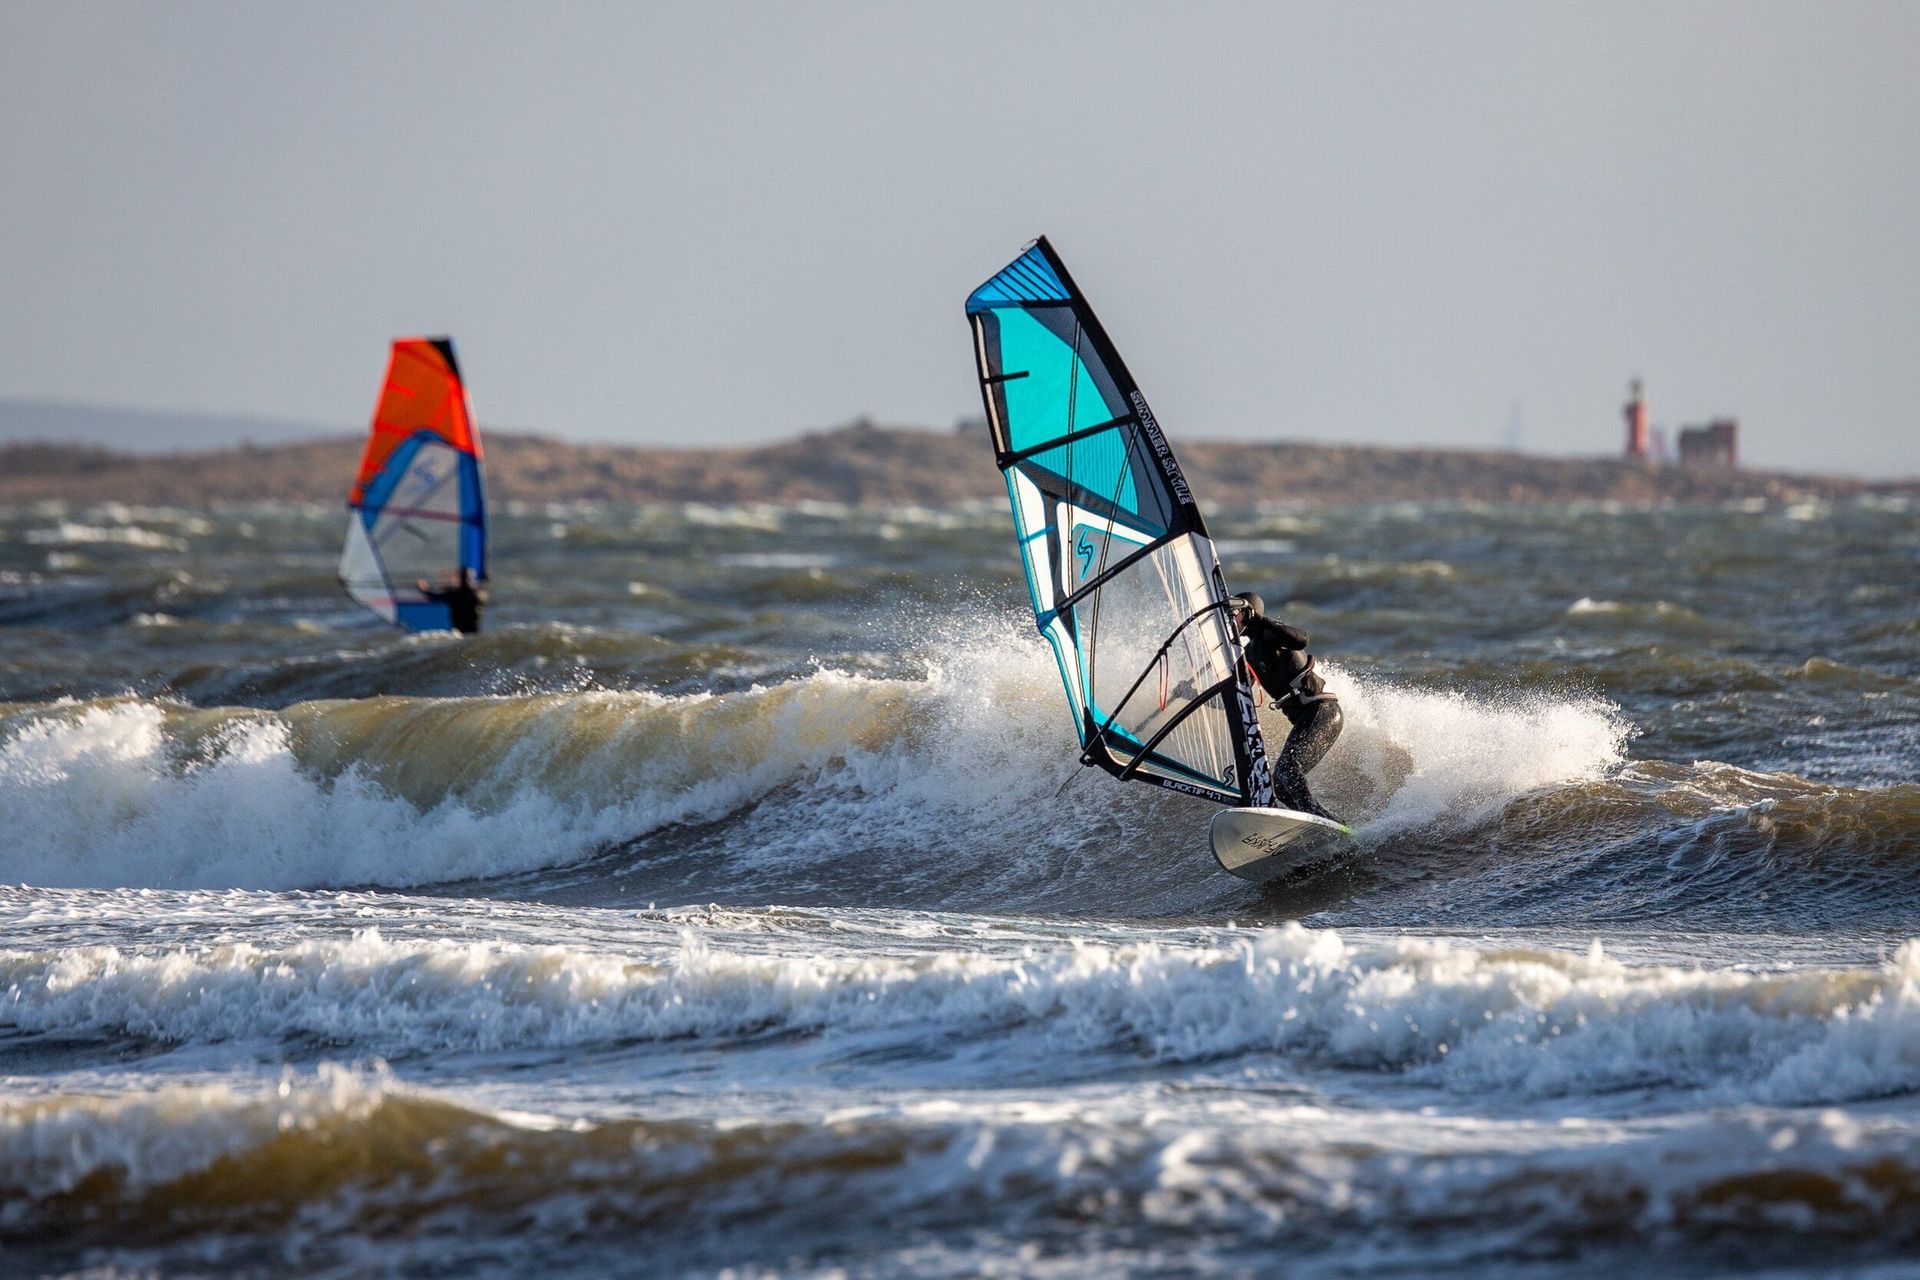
<box><xmin>338</xmin><ymin>338</ymin><xmax>487</xmax><ymax>631</ymax></box>
<box><xmin>966</xmin><ymin>238</ymin><xmax>1272</xmax><ymax>807</ymax></box>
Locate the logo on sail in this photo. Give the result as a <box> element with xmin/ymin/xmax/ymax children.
<box><xmin>1130</xmin><ymin>391</ymin><xmax>1192</xmax><ymax>506</ymax></box>
<box><xmin>1235</xmin><ymin>674</ymin><xmax>1274</xmax><ymax>806</ymax></box>
<box><xmin>1075</xmin><ymin>529</ymin><xmax>1096</xmax><ymax>581</ymax></box>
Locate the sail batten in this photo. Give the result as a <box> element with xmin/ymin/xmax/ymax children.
<box><xmin>337</xmin><ymin>337</ymin><xmax>487</xmax><ymax>632</ymax></box>
<box><xmin>967</xmin><ymin>238</ymin><xmax>1273</xmax><ymax>808</ymax></box>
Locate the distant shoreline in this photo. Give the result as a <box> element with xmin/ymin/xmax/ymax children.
<box><xmin>1</xmin><ymin>422</ymin><xmax>1911</xmax><ymax>507</ymax></box>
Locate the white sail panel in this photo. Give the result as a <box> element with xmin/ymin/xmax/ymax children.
<box><xmin>338</xmin><ymin>516</ymin><xmax>396</xmax><ymax>623</ymax></box>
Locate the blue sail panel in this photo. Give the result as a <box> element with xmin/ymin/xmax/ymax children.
<box><xmin>965</xmin><ymin>243</ymin><xmax>1071</xmax><ymax>310</ymax></box>
<box><xmin>396</xmin><ymin>600</ymin><xmax>456</xmax><ymax>631</ymax></box>
<box><xmin>340</xmin><ymin>433</ymin><xmax>484</xmax><ymax>630</ymax></box>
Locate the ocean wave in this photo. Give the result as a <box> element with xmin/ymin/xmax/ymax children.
<box><xmin>1565</xmin><ymin>596</ymin><xmax>1703</xmax><ymax>621</ymax></box>
<box><xmin>151</xmin><ymin>622</ymin><xmax>777</xmax><ymax>708</ymax></box>
<box><xmin>8</xmin><ymin>924</ymin><xmax>1920</xmax><ymax>1105</ymax></box>
<box><xmin>1316</xmin><ymin>758</ymin><xmax>1920</xmax><ymax>933</ymax></box>
<box><xmin>1212</xmin><ymin>537</ymin><xmax>1298</xmax><ymax>557</ymax></box>
<box><xmin>1298</xmin><ymin>555</ymin><xmax>1461</xmax><ymax>583</ymax></box>
<box><xmin>0</xmin><ymin>674</ymin><xmax>912</xmax><ymax>891</ymax></box>
<box><xmin>8</xmin><ymin>1062</ymin><xmax>1920</xmax><ymax>1276</ymax></box>
<box><xmin>23</xmin><ymin>522</ymin><xmax>189</xmax><ymax>552</ymax></box>
<box><xmin>0</xmin><ymin>570</ymin><xmax>209</xmax><ymax>631</ymax></box>
<box><xmin>714</xmin><ymin>551</ymin><xmax>840</xmax><ymax>570</ymax></box>
<box><xmin>0</xmin><ymin>627</ymin><xmax>1628</xmax><ymax>896</ymax></box>
<box><xmin>1563</xmin><ymin>596</ymin><xmax>1718</xmax><ymax>635</ymax></box>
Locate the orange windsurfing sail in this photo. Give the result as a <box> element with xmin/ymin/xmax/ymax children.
<box><xmin>337</xmin><ymin>338</ymin><xmax>488</xmax><ymax>631</ymax></box>
<box><xmin>348</xmin><ymin>339</ymin><xmax>482</xmax><ymax>503</ymax></box>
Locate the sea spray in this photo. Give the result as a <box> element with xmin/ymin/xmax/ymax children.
<box><xmin>1313</xmin><ymin>662</ymin><xmax>1632</xmax><ymax>833</ymax></box>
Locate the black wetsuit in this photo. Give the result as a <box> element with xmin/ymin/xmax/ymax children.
<box><xmin>423</xmin><ymin>583</ymin><xmax>487</xmax><ymax>635</ymax></box>
<box><xmin>1240</xmin><ymin>614</ymin><xmax>1342</xmax><ymax>820</ymax></box>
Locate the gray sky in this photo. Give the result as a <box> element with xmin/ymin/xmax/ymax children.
<box><xmin>3</xmin><ymin>2</ymin><xmax>1915</xmax><ymax>474</ymax></box>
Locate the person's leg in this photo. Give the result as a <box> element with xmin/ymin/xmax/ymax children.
<box><xmin>1276</xmin><ymin>702</ymin><xmax>1343</xmax><ymax>820</ymax></box>
<box><xmin>1294</xmin><ymin>701</ymin><xmax>1343</xmax><ymax>774</ymax></box>
<box><xmin>1273</xmin><ymin>721</ymin><xmax>1316</xmax><ymax>813</ymax></box>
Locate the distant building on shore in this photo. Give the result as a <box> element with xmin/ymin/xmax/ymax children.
<box><xmin>1678</xmin><ymin>419</ymin><xmax>1739</xmax><ymax>469</ymax></box>
<box><xmin>1620</xmin><ymin>379</ymin><xmax>1739</xmax><ymax>470</ymax></box>
<box><xmin>1623</xmin><ymin>378</ymin><xmax>1650</xmax><ymax>460</ymax></box>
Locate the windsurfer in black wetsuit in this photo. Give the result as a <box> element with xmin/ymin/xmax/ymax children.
<box><xmin>1229</xmin><ymin>592</ymin><xmax>1342</xmax><ymax>821</ymax></box>
<box><xmin>417</xmin><ymin>566</ymin><xmax>488</xmax><ymax>635</ymax></box>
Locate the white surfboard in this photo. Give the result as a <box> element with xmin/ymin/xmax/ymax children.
<box><xmin>1209</xmin><ymin>807</ymin><xmax>1355</xmax><ymax>882</ymax></box>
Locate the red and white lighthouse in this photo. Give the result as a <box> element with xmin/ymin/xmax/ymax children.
<box><xmin>1623</xmin><ymin>378</ymin><xmax>1650</xmax><ymax>460</ymax></box>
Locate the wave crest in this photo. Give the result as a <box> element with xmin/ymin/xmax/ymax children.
<box><xmin>0</xmin><ymin>635</ymin><xmax>1629</xmax><ymax>898</ymax></box>
<box><xmin>9</xmin><ymin>923</ymin><xmax>1920</xmax><ymax>1105</ymax></box>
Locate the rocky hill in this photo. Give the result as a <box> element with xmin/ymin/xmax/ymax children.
<box><xmin>0</xmin><ymin>422</ymin><xmax>1906</xmax><ymax>507</ymax></box>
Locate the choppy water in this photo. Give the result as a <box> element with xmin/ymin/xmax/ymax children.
<box><xmin>2</xmin><ymin>494</ymin><xmax>1917</xmax><ymax>1278</ymax></box>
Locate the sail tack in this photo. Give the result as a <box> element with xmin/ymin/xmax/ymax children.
<box><xmin>338</xmin><ymin>338</ymin><xmax>487</xmax><ymax>631</ymax></box>
<box><xmin>967</xmin><ymin>238</ymin><xmax>1272</xmax><ymax>807</ymax></box>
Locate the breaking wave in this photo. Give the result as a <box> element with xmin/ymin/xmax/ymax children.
<box><xmin>5</xmin><ymin>623</ymin><xmax>1910</xmax><ymax>927</ymax></box>
<box><xmin>8</xmin><ymin>922</ymin><xmax>1920</xmax><ymax>1106</ymax></box>
<box><xmin>0</xmin><ymin>677</ymin><xmax>912</xmax><ymax>891</ymax></box>
<box><xmin>0</xmin><ymin>629</ymin><xmax>1627</xmax><ymax>901</ymax></box>
<box><xmin>8</xmin><ymin>1040</ymin><xmax>1920</xmax><ymax>1277</ymax></box>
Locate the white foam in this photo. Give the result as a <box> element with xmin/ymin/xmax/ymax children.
<box><xmin>678</xmin><ymin>502</ymin><xmax>784</xmax><ymax>530</ymax></box>
<box><xmin>0</xmin><ymin>1063</ymin><xmax>385</xmax><ymax>1199</ymax></box>
<box><xmin>0</xmin><ymin>680</ymin><xmax>908</xmax><ymax>890</ymax></box>
<box><xmin>7</xmin><ymin>924</ymin><xmax>1918</xmax><ymax>1106</ymax></box>
<box><xmin>1312</xmin><ymin>664</ymin><xmax>1628</xmax><ymax>833</ymax></box>
<box><xmin>716</xmin><ymin>552</ymin><xmax>839</xmax><ymax>570</ymax></box>
<box><xmin>1564</xmin><ymin>597</ymin><xmax>1703</xmax><ymax>623</ymax></box>
<box><xmin>25</xmin><ymin>522</ymin><xmax>187</xmax><ymax>551</ymax></box>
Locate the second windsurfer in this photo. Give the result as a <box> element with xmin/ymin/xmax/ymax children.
<box><xmin>417</xmin><ymin>567</ymin><xmax>488</xmax><ymax>635</ymax></box>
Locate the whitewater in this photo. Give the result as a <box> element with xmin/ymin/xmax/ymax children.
<box><xmin>3</xmin><ymin>497</ymin><xmax>1917</xmax><ymax>1277</ymax></box>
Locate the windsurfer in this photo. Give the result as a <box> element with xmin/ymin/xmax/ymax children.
<box><xmin>1229</xmin><ymin>593</ymin><xmax>1341</xmax><ymax>820</ymax></box>
<box><xmin>417</xmin><ymin>566</ymin><xmax>487</xmax><ymax>635</ymax></box>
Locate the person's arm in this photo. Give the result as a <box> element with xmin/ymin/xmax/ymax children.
<box><xmin>1250</xmin><ymin>615</ymin><xmax>1310</xmax><ymax>650</ymax></box>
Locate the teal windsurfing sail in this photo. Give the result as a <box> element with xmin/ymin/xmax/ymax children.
<box><xmin>966</xmin><ymin>237</ymin><xmax>1273</xmax><ymax>807</ymax></box>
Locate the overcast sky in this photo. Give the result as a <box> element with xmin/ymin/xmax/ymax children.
<box><xmin>2</xmin><ymin>2</ymin><xmax>1915</xmax><ymax>474</ymax></box>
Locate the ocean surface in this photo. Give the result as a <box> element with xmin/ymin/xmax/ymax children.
<box><xmin>3</xmin><ymin>493</ymin><xmax>1918</xmax><ymax>1278</ymax></box>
